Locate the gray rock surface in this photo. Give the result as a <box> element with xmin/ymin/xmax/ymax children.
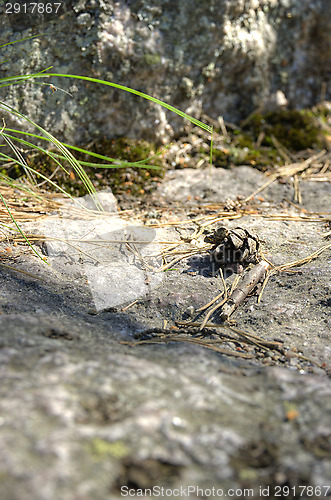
<box><xmin>1</xmin><ymin>0</ymin><xmax>330</xmax><ymax>144</ymax></box>
<box><xmin>0</xmin><ymin>166</ymin><xmax>330</xmax><ymax>499</ymax></box>
<box><xmin>159</xmin><ymin>165</ymin><xmax>331</xmax><ymax>212</ymax></box>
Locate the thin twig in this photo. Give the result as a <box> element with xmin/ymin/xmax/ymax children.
<box><xmin>293</xmin><ymin>174</ymin><xmax>302</xmax><ymax>204</ymax></box>
<box><xmin>0</xmin><ymin>261</ymin><xmax>46</xmax><ymax>281</ymax></box>
<box><xmin>270</xmin><ymin>134</ymin><xmax>293</xmax><ymax>164</ymax></box>
<box><xmin>121</xmin><ymin>300</ymin><xmax>138</xmax><ymax>311</ymax></box>
<box><xmin>243</xmin><ymin>150</ymin><xmax>327</xmax><ymax>204</ymax></box>
<box><xmin>120</xmin><ymin>336</ymin><xmax>253</xmax><ymax>358</ymax></box>
<box><xmin>196</xmin><ymin>289</ymin><xmax>225</xmax><ymax>312</ymax></box>
<box><xmin>220</xmin><ymin>261</ymin><xmax>269</xmax><ymax>320</ymax></box>
<box><xmin>229</xmin><ymin>273</ymin><xmax>240</xmax><ymax>295</ymax></box>
<box><xmin>200</xmin><ymin>268</ymin><xmax>228</xmax><ymax>329</ymax></box>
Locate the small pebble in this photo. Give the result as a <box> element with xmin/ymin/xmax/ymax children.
<box><xmin>183</xmin><ymin>305</ymin><xmax>195</xmax><ymax>318</ymax></box>
<box><xmin>87</xmin><ymin>308</ymin><xmax>98</xmax><ymax>315</ymax></box>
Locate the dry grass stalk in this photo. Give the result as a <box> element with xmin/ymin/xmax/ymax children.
<box><xmin>243</xmin><ymin>150</ymin><xmax>327</xmax><ymax>204</ymax></box>
<box><xmin>199</xmin><ymin>268</ymin><xmax>228</xmax><ymax>329</ymax></box>
<box><xmin>121</xmin><ymin>320</ymin><xmax>325</xmax><ymax>368</ymax></box>
<box><xmin>258</xmin><ymin>242</ymin><xmax>331</xmax><ymax>303</ymax></box>
<box><xmin>121</xmin><ymin>335</ymin><xmax>254</xmax><ymax>358</ymax></box>
<box><xmin>270</xmin><ymin>134</ymin><xmax>293</xmax><ymax>164</ymax></box>
<box><xmin>0</xmin><ymin>261</ymin><xmax>46</xmax><ymax>280</ymax></box>
<box><xmin>293</xmin><ymin>174</ymin><xmax>302</xmax><ymax>204</ymax></box>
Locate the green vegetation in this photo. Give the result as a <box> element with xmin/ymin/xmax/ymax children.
<box><xmin>0</xmin><ymin>35</ymin><xmax>212</xmax><ymax>259</ymax></box>
<box><xmin>88</xmin><ymin>438</ymin><xmax>129</xmax><ymax>460</ymax></box>
<box><xmin>142</xmin><ymin>53</ymin><xmax>161</xmax><ymax>66</ymax></box>
<box><xmin>24</xmin><ymin>137</ymin><xmax>166</xmax><ymax>198</ymax></box>
<box><xmin>209</xmin><ymin>107</ymin><xmax>329</xmax><ymax>171</ymax></box>
<box><xmin>244</xmin><ymin>109</ymin><xmax>324</xmax><ymax>151</ymax></box>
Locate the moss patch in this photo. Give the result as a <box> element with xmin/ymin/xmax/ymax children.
<box><xmin>21</xmin><ymin>137</ymin><xmax>165</xmax><ymax>200</ymax></box>
<box><xmin>89</xmin><ymin>438</ymin><xmax>129</xmax><ymax>460</ymax></box>
<box><xmin>208</xmin><ymin>107</ymin><xmax>328</xmax><ymax>171</ymax></box>
<box><xmin>211</xmin><ymin>142</ymin><xmax>280</xmax><ymax>170</ymax></box>
<box><xmin>244</xmin><ymin>109</ymin><xmax>324</xmax><ymax>151</ymax></box>
<box><xmin>142</xmin><ymin>53</ymin><xmax>161</xmax><ymax>66</ymax></box>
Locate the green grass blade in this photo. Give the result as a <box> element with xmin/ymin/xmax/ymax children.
<box><xmin>30</xmin><ymin>73</ymin><xmax>213</xmax><ymax>133</ymax></box>
<box><xmin>0</xmin><ymin>172</ymin><xmax>45</xmax><ymax>200</ymax></box>
<box><xmin>210</xmin><ymin>126</ymin><xmax>214</xmax><ymax>166</ymax></box>
<box><xmin>0</xmin><ymin>101</ymin><xmax>103</xmax><ymax>210</ymax></box>
<box><xmin>0</xmin><ymin>34</ymin><xmax>44</xmax><ymax>50</ymax></box>
<box><xmin>0</xmin><ymin>67</ymin><xmax>53</xmax><ymax>88</ymax></box>
<box><xmin>1</xmin><ymin>131</ymin><xmax>72</xmax><ymax>175</ymax></box>
<box><xmin>2</xmin><ymin>127</ymin><xmax>163</xmax><ymax>169</ymax></box>
<box><xmin>0</xmin><ymin>191</ymin><xmax>47</xmax><ymax>263</ymax></box>
<box><xmin>0</xmin><ymin>151</ymin><xmax>89</xmax><ymax>210</ymax></box>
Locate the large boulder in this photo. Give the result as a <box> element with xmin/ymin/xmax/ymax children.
<box><xmin>1</xmin><ymin>0</ymin><xmax>330</xmax><ymax>144</ymax></box>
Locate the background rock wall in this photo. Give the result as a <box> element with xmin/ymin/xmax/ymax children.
<box><xmin>1</xmin><ymin>0</ymin><xmax>330</xmax><ymax>144</ymax></box>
